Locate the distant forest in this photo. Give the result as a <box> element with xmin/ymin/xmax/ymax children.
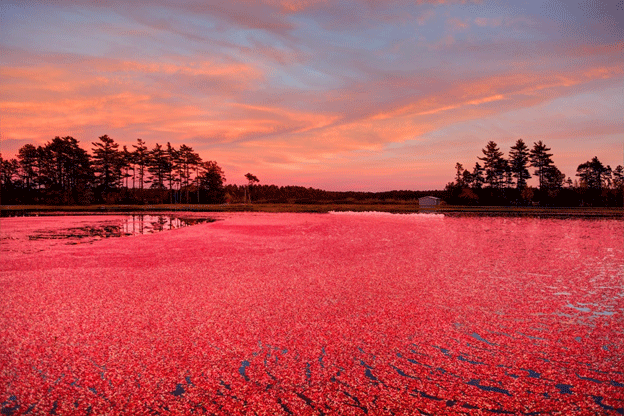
<box><xmin>0</xmin><ymin>136</ymin><xmax>622</xmax><ymax>207</ymax></box>
<box><xmin>446</xmin><ymin>139</ymin><xmax>623</xmax><ymax>207</ymax></box>
<box><xmin>0</xmin><ymin>135</ymin><xmax>442</xmax><ymax>206</ymax></box>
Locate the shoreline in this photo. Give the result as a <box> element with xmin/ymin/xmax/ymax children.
<box><xmin>1</xmin><ymin>203</ymin><xmax>622</xmax><ymax>219</ymax></box>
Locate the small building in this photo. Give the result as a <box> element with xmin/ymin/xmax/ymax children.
<box><xmin>418</xmin><ymin>196</ymin><xmax>442</xmax><ymax>207</ymax></box>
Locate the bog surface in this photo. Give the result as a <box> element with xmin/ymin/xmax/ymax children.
<box><xmin>1</xmin><ymin>212</ymin><xmax>623</xmax><ymax>414</ymax></box>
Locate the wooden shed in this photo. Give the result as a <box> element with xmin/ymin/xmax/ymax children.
<box><xmin>418</xmin><ymin>196</ymin><xmax>442</xmax><ymax>207</ymax></box>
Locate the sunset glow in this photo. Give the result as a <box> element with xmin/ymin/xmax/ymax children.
<box><xmin>1</xmin><ymin>0</ymin><xmax>623</xmax><ymax>190</ymax></box>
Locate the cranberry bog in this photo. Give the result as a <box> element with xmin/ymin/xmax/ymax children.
<box><xmin>1</xmin><ymin>212</ymin><xmax>622</xmax><ymax>415</ymax></box>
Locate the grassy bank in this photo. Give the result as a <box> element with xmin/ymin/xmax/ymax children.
<box><xmin>1</xmin><ymin>203</ymin><xmax>622</xmax><ymax>218</ymax></box>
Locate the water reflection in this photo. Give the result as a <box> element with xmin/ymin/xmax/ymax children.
<box><xmin>121</xmin><ymin>215</ymin><xmax>210</xmax><ymax>235</ymax></box>
<box><xmin>29</xmin><ymin>214</ymin><xmax>213</xmax><ymax>243</ymax></box>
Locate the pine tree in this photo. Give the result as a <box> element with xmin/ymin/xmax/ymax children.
<box><xmin>148</xmin><ymin>143</ymin><xmax>168</xmax><ymax>189</ymax></box>
<box><xmin>529</xmin><ymin>141</ymin><xmax>554</xmax><ymax>191</ymax></box>
<box><xmin>91</xmin><ymin>134</ymin><xmax>121</xmax><ymax>193</ymax></box>
<box><xmin>509</xmin><ymin>139</ymin><xmax>531</xmax><ymax>189</ymax></box>
<box><xmin>471</xmin><ymin>162</ymin><xmax>485</xmax><ymax>189</ymax></box>
<box><xmin>478</xmin><ymin>141</ymin><xmax>505</xmax><ymax>188</ymax></box>
<box><xmin>132</xmin><ymin>138</ymin><xmax>150</xmax><ymax>191</ymax></box>
<box><xmin>17</xmin><ymin>144</ymin><xmax>38</xmax><ymax>194</ymax></box>
<box><xmin>576</xmin><ymin>157</ymin><xmax>611</xmax><ymax>190</ymax></box>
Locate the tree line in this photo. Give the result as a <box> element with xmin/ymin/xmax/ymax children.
<box><xmin>446</xmin><ymin>139</ymin><xmax>623</xmax><ymax>207</ymax></box>
<box><xmin>0</xmin><ymin>135</ymin><xmax>227</xmax><ymax>205</ymax></box>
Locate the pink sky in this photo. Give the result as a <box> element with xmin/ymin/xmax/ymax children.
<box><xmin>1</xmin><ymin>0</ymin><xmax>623</xmax><ymax>191</ymax></box>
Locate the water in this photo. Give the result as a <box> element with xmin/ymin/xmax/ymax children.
<box><xmin>24</xmin><ymin>214</ymin><xmax>215</xmax><ymax>243</ymax></box>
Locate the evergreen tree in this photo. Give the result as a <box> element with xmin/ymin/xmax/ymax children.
<box><xmin>91</xmin><ymin>134</ymin><xmax>121</xmax><ymax>193</ymax></box>
<box><xmin>478</xmin><ymin>141</ymin><xmax>505</xmax><ymax>188</ymax></box>
<box><xmin>471</xmin><ymin>162</ymin><xmax>485</xmax><ymax>189</ymax></box>
<box><xmin>576</xmin><ymin>157</ymin><xmax>611</xmax><ymax>190</ymax></box>
<box><xmin>199</xmin><ymin>160</ymin><xmax>226</xmax><ymax>203</ymax></box>
<box><xmin>612</xmin><ymin>165</ymin><xmax>624</xmax><ymax>190</ymax></box>
<box><xmin>44</xmin><ymin>137</ymin><xmax>93</xmax><ymax>203</ymax></box>
<box><xmin>0</xmin><ymin>154</ymin><xmax>20</xmax><ymax>199</ymax></box>
<box><xmin>529</xmin><ymin>141</ymin><xmax>554</xmax><ymax>191</ymax></box>
<box><xmin>132</xmin><ymin>138</ymin><xmax>149</xmax><ymax>191</ymax></box>
<box><xmin>178</xmin><ymin>144</ymin><xmax>202</xmax><ymax>203</ymax></box>
<box><xmin>543</xmin><ymin>165</ymin><xmax>565</xmax><ymax>190</ymax></box>
<box><xmin>462</xmin><ymin>169</ymin><xmax>473</xmax><ymax>188</ymax></box>
<box><xmin>454</xmin><ymin>162</ymin><xmax>465</xmax><ymax>186</ymax></box>
<box><xmin>120</xmin><ymin>146</ymin><xmax>132</xmax><ymax>190</ymax></box>
<box><xmin>244</xmin><ymin>173</ymin><xmax>259</xmax><ymax>203</ymax></box>
<box><xmin>509</xmin><ymin>139</ymin><xmax>531</xmax><ymax>189</ymax></box>
<box><xmin>148</xmin><ymin>143</ymin><xmax>168</xmax><ymax>189</ymax></box>
<box><xmin>17</xmin><ymin>144</ymin><xmax>39</xmax><ymax>194</ymax></box>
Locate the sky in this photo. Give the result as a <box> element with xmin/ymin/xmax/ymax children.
<box><xmin>1</xmin><ymin>0</ymin><xmax>623</xmax><ymax>191</ymax></box>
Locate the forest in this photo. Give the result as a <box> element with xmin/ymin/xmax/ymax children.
<box><xmin>445</xmin><ymin>139</ymin><xmax>623</xmax><ymax>207</ymax></box>
<box><xmin>0</xmin><ymin>136</ymin><xmax>622</xmax><ymax>207</ymax></box>
<box><xmin>0</xmin><ymin>135</ymin><xmax>227</xmax><ymax>205</ymax></box>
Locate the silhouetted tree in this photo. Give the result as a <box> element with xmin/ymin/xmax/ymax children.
<box><xmin>43</xmin><ymin>136</ymin><xmax>93</xmax><ymax>204</ymax></box>
<box><xmin>509</xmin><ymin>139</ymin><xmax>531</xmax><ymax>189</ymax></box>
<box><xmin>166</xmin><ymin>142</ymin><xmax>180</xmax><ymax>202</ymax></box>
<box><xmin>0</xmin><ymin>154</ymin><xmax>19</xmax><ymax>203</ymax></box>
<box><xmin>454</xmin><ymin>162</ymin><xmax>465</xmax><ymax>186</ymax></box>
<box><xmin>530</xmin><ymin>141</ymin><xmax>554</xmax><ymax>191</ymax></box>
<box><xmin>462</xmin><ymin>169</ymin><xmax>473</xmax><ymax>187</ymax></box>
<box><xmin>612</xmin><ymin>165</ymin><xmax>624</xmax><ymax>189</ymax></box>
<box><xmin>245</xmin><ymin>173</ymin><xmax>259</xmax><ymax>203</ymax></box>
<box><xmin>178</xmin><ymin>144</ymin><xmax>202</xmax><ymax>203</ymax></box>
<box><xmin>479</xmin><ymin>141</ymin><xmax>505</xmax><ymax>189</ymax></box>
<box><xmin>17</xmin><ymin>144</ymin><xmax>38</xmax><ymax>197</ymax></box>
<box><xmin>148</xmin><ymin>143</ymin><xmax>168</xmax><ymax>190</ymax></box>
<box><xmin>120</xmin><ymin>145</ymin><xmax>132</xmax><ymax>190</ymax></box>
<box><xmin>199</xmin><ymin>161</ymin><xmax>226</xmax><ymax>203</ymax></box>
<box><xmin>132</xmin><ymin>138</ymin><xmax>149</xmax><ymax>191</ymax></box>
<box><xmin>543</xmin><ymin>165</ymin><xmax>565</xmax><ymax>190</ymax></box>
<box><xmin>576</xmin><ymin>157</ymin><xmax>611</xmax><ymax>190</ymax></box>
<box><xmin>471</xmin><ymin>162</ymin><xmax>485</xmax><ymax>189</ymax></box>
<box><xmin>92</xmin><ymin>134</ymin><xmax>121</xmax><ymax>194</ymax></box>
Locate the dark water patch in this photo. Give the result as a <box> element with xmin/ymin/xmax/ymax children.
<box><xmin>295</xmin><ymin>392</ymin><xmax>314</xmax><ymax>408</ymax></box>
<box><xmin>364</xmin><ymin>368</ymin><xmax>378</xmax><ymax>382</ymax></box>
<box><xmin>416</xmin><ymin>390</ymin><xmax>443</xmax><ymax>401</ymax></box>
<box><xmin>342</xmin><ymin>391</ymin><xmax>368</xmax><ymax>414</ymax></box>
<box><xmin>277</xmin><ymin>398</ymin><xmax>294</xmax><ymax>415</ymax></box>
<box><xmin>471</xmin><ymin>332</ymin><xmax>496</xmax><ymax>345</ymax></box>
<box><xmin>593</xmin><ymin>396</ymin><xmax>624</xmax><ymax>414</ymax></box>
<box><xmin>171</xmin><ymin>384</ymin><xmax>185</xmax><ymax>397</ymax></box>
<box><xmin>432</xmin><ymin>346</ymin><xmax>451</xmax><ymax>356</ymax></box>
<box><xmin>400</xmin><ymin>355</ymin><xmax>431</xmax><ymax>368</ymax></box>
<box><xmin>520</xmin><ymin>369</ymin><xmax>541</xmax><ymax>378</ymax></box>
<box><xmin>555</xmin><ymin>384</ymin><xmax>573</xmax><ymax>394</ymax></box>
<box><xmin>458</xmin><ymin>355</ymin><xmax>485</xmax><ymax>365</ymax></box>
<box><xmin>467</xmin><ymin>380</ymin><xmax>512</xmax><ymax>396</ymax></box>
<box><xmin>306</xmin><ymin>362</ymin><xmax>312</xmax><ymax>382</ymax></box>
<box><xmin>1</xmin><ymin>395</ymin><xmax>18</xmax><ymax>416</ymax></box>
<box><xmin>576</xmin><ymin>373</ymin><xmax>602</xmax><ymax>384</ymax></box>
<box><xmin>27</xmin><ymin>214</ymin><xmax>215</xmax><ymax>243</ymax></box>
<box><xmin>239</xmin><ymin>360</ymin><xmax>250</xmax><ymax>381</ymax></box>
<box><xmin>391</xmin><ymin>365</ymin><xmax>419</xmax><ymax>379</ymax></box>
<box><xmin>612</xmin><ymin>380</ymin><xmax>624</xmax><ymax>387</ymax></box>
